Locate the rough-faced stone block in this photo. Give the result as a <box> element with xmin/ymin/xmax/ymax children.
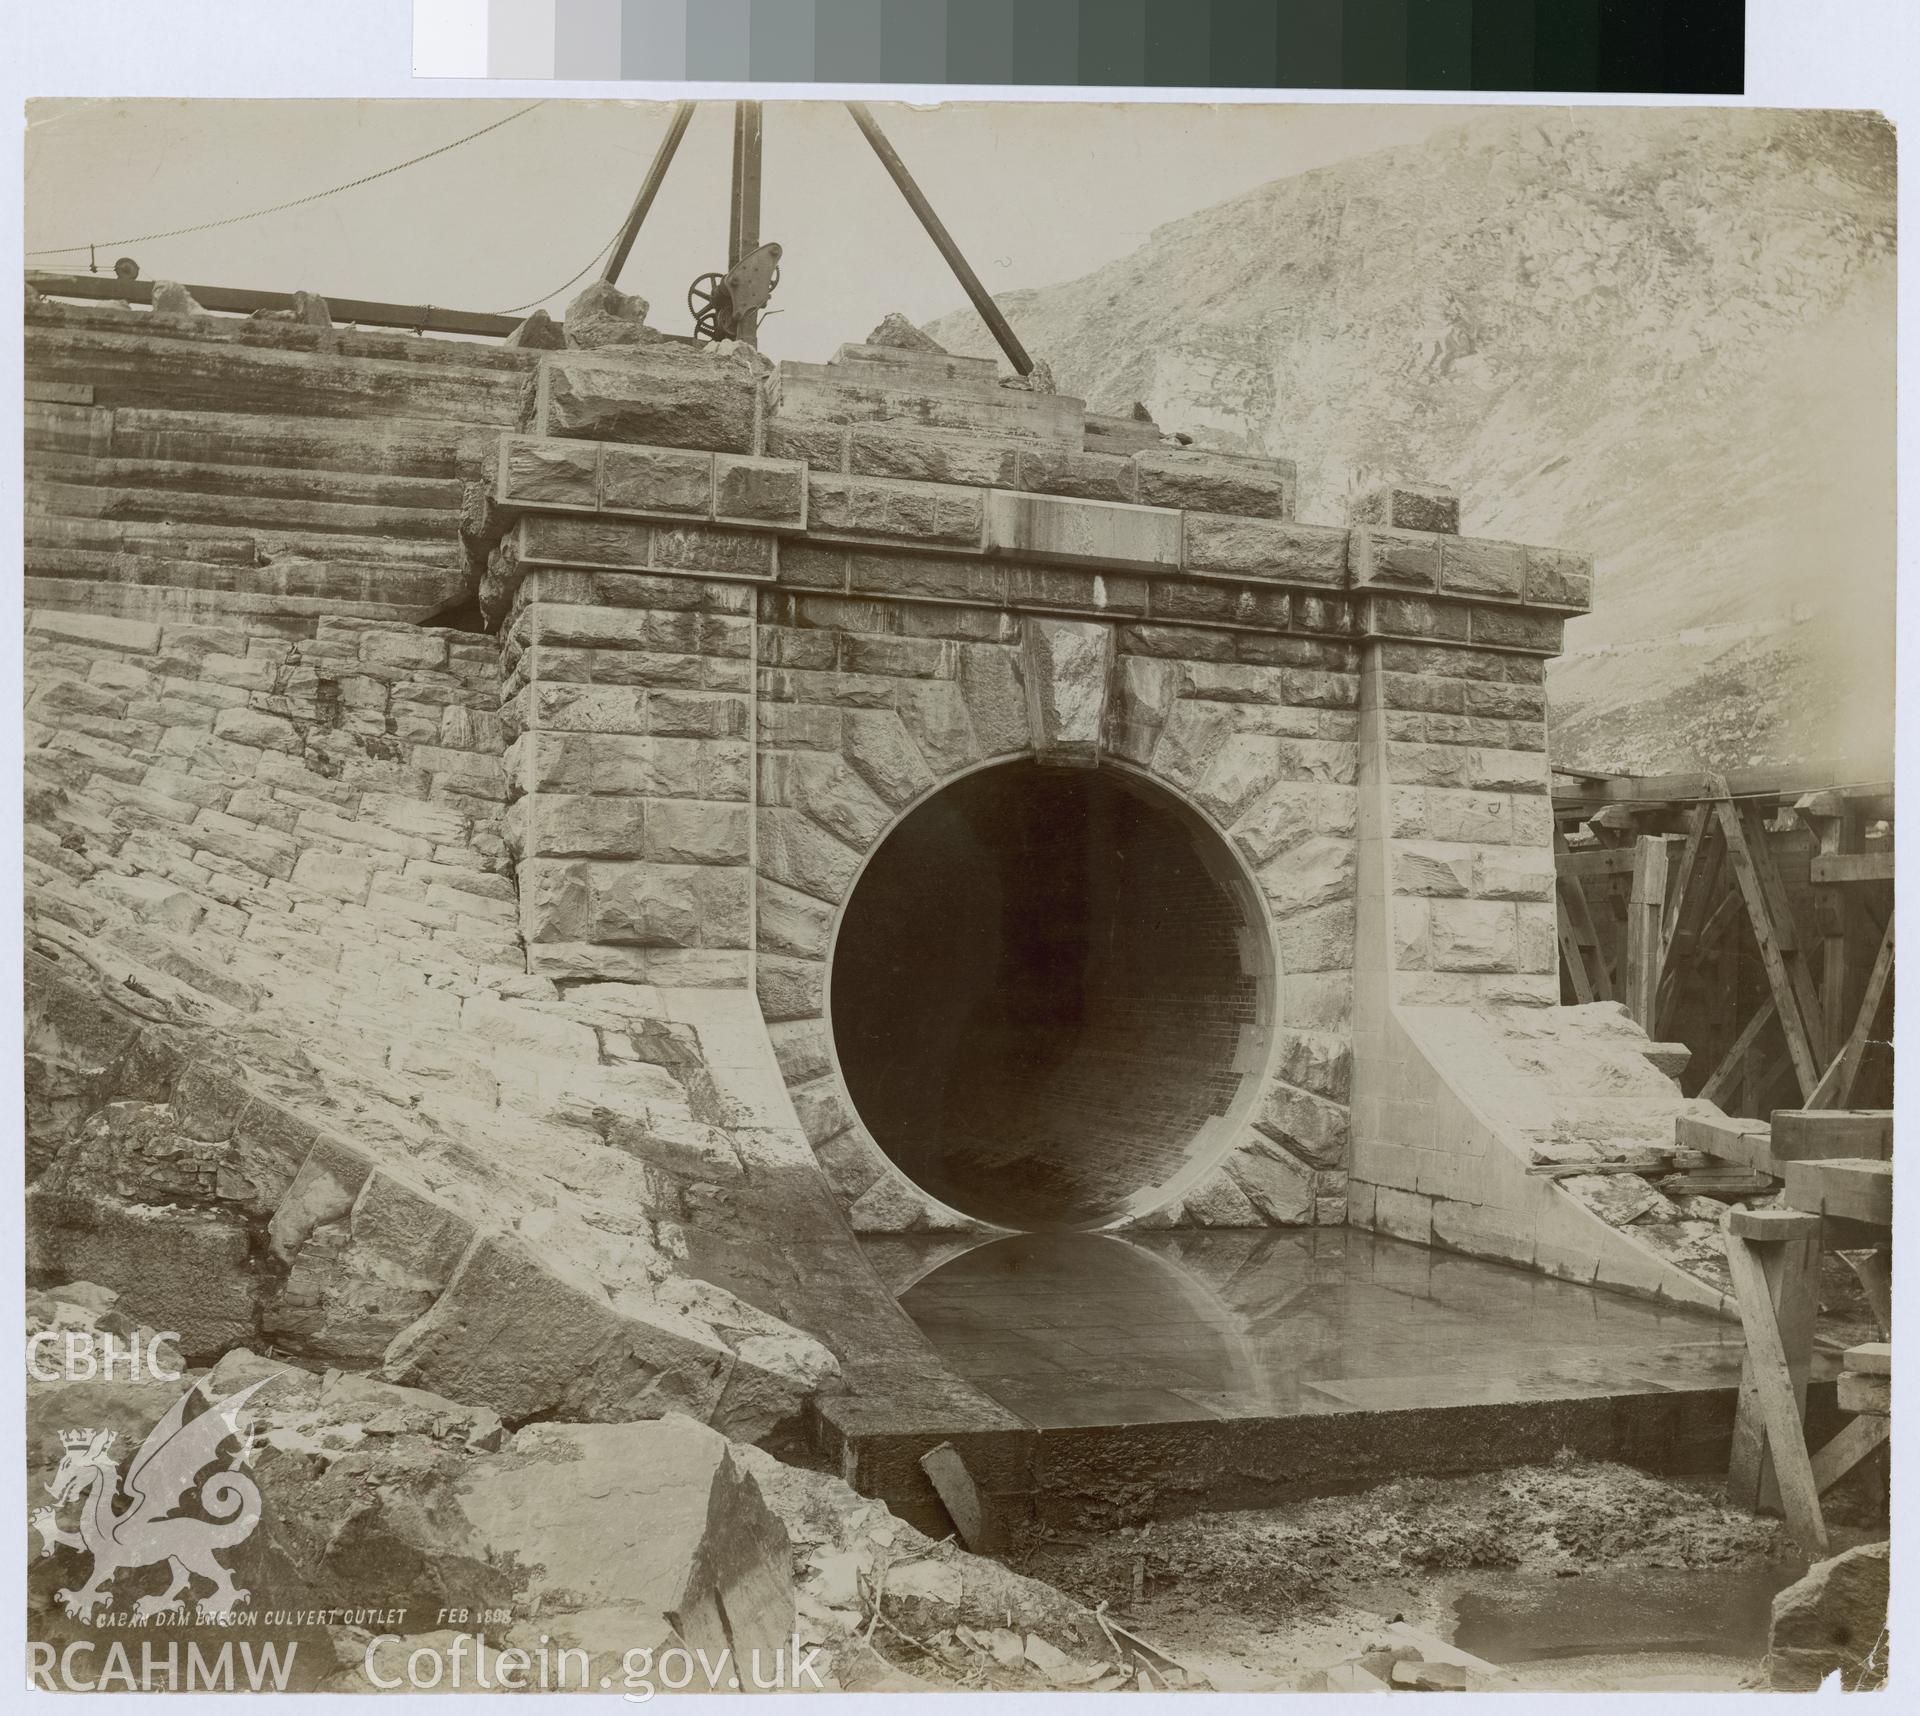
<box><xmin>1348</xmin><ymin>482</ymin><xmax>1460</xmax><ymax>534</ymax></box>
<box><xmin>1473</xmin><ymin>844</ymin><xmax>1556</xmax><ymax>900</ymax></box>
<box><xmin>1523</xmin><ymin>545</ymin><xmax>1594</xmax><ymax>610</ymax></box>
<box><xmin>1515</xmin><ymin>901</ymin><xmax>1559</xmax><ymax>973</ymax></box>
<box><xmin>500</xmin><ymin>435</ymin><xmax>601</xmax><ymax>507</ymax></box>
<box><xmin>1428</xmin><ymin>899</ymin><xmax>1518</xmax><ymax>971</ymax></box>
<box><xmin>1134</xmin><ymin>448</ymin><xmax>1295</xmax><ymax>520</ymax></box>
<box><xmin>599</xmin><ymin>444</ymin><xmax>714</xmax><ymax>516</ymax></box>
<box><xmin>536</xmin><ymin>346</ymin><xmax>761</xmax><ymax>453</ymax></box>
<box><xmin>1362</xmin><ymin>595</ymin><xmax>1472</xmax><ymax>641</ymax></box>
<box><xmin>713</xmin><ymin>454</ymin><xmax>807</xmax><ymax>527</ymax></box>
<box><xmin>1259</xmin><ymin>835</ymin><xmax>1355</xmax><ymax>917</ymax></box>
<box><xmin>1441</xmin><ymin>537</ymin><xmax>1525</xmax><ymax>600</ymax></box>
<box><xmin>765</xmin><ymin>421</ymin><xmax>847</xmax><ymax>472</ymax></box>
<box><xmin>1467</xmin><ymin>747</ymin><xmax>1551</xmax><ymax>794</ymax></box>
<box><xmin>808</xmin><ymin>473</ymin><xmax>985</xmax><ymax>547</ymax></box>
<box><xmin>517</xmin><ymin>513</ymin><xmax>652</xmax><ymax>572</ymax></box>
<box><xmin>847</xmin><ymin>426</ymin><xmax>1018</xmax><ymax>488</ymax></box>
<box><xmin>1394</xmin><ymin>895</ymin><xmax>1430</xmax><ymax>968</ymax></box>
<box><xmin>1222</xmin><ymin>1141</ymin><xmax>1317</xmax><ymax>1223</ymax></box>
<box><xmin>1274</xmin><ymin>901</ymin><xmax>1356</xmax><ymax>974</ymax></box>
<box><xmin>1022</xmin><ymin>617</ymin><xmax>1114</xmax><ymax>766</ymax></box>
<box><xmin>642</xmin><ymin>800</ymin><xmax>750</xmax><ymax>866</ymax></box>
<box><xmin>1395</xmin><ymin>841</ymin><xmax>1475</xmax><ymax>896</ymax></box>
<box><xmin>1015</xmin><ymin>447</ymin><xmax>1137</xmax><ymax>504</ymax></box>
<box><xmin>650</xmin><ymin>523</ymin><xmax>777</xmax><ymax>581</ymax></box>
<box><xmin>517</xmin><ymin>731</ymin><xmax>749</xmax><ymax>801</ymax></box>
<box><xmin>1350</xmin><ymin>527</ymin><xmax>1441</xmax><ymax>591</ymax></box>
<box><xmin>1471</xmin><ymin>607</ymin><xmax>1564</xmax><ymax>653</ymax></box>
<box><xmin>986</xmin><ymin>490</ymin><xmax>1179</xmax><ymax>571</ymax></box>
<box><xmin>1183</xmin><ymin>514</ymin><xmax>1347</xmax><ymax>585</ymax></box>
<box><xmin>512</xmin><ymin>793</ymin><xmax>644</xmax><ymax>858</ymax></box>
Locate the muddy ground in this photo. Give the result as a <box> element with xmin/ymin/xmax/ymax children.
<box><xmin>1000</xmin><ymin>1454</ymin><xmax>1888</xmax><ymax>1691</ymax></box>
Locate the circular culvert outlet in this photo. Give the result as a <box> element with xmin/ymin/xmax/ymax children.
<box><xmin>828</xmin><ymin>761</ymin><xmax>1273</xmax><ymax>1230</ymax></box>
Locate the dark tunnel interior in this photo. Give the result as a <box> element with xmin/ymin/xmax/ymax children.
<box><xmin>829</xmin><ymin>761</ymin><xmax>1267</xmax><ymax>1230</ymax></box>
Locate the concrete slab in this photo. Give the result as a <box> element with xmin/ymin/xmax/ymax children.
<box><xmin>817</xmin><ymin>1227</ymin><xmax>1843</xmax><ymax>1532</ymax></box>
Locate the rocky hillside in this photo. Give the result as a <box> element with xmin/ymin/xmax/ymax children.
<box><xmin>928</xmin><ymin>108</ymin><xmax>1896</xmax><ymax>776</ymax></box>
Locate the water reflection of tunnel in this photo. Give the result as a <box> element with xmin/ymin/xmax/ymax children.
<box><xmin>829</xmin><ymin>761</ymin><xmax>1271</xmax><ymax>1230</ymax></box>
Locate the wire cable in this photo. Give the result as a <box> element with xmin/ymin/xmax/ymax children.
<box><xmin>26</xmin><ymin>103</ymin><xmax>547</xmax><ymax>258</ymax></box>
<box><xmin>488</xmin><ymin>215</ymin><xmax>627</xmax><ymax>316</ymax></box>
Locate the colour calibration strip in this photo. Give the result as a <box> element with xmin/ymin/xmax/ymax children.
<box><xmin>414</xmin><ymin>1</ymin><xmax>1744</xmax><ymax>93</ymax></box>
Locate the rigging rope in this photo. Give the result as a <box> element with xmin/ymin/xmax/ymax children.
<box><xmin>26</xmin><ymin>103</ymin><xmax>546</xmax><ymax>258</ymax></box>
<box><xmin>488</xmin><ymin>215</ymin><xmax>627</xmax><ymax>316</ymax></box>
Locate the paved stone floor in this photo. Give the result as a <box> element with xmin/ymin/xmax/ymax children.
<box><xmin>872</xmin><ymin>1227</ymin><xmax>1766</xmax><ymax>1431</ymax></box>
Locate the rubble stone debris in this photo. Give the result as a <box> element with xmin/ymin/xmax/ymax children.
<box><xmin>562</xmin><ymin>278</ymin><xmax>665</xmax><ymax>349</ymax></box>
<box><xmin>867</xmin><ymin>310</ymin><xmax>946</xmax><ymax>353</ymax></box>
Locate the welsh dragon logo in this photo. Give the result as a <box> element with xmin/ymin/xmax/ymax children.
<box><xmin>33</xmin><ymin>1376</ymin><xmax>275</xmax><ymax>1622</ymax></box>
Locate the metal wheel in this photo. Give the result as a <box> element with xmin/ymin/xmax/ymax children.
<box><xmin>687</xmin><ymin>272</ymin><xmax>726</xmax><ymax>342</ymax></box>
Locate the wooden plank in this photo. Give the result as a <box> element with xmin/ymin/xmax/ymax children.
<box><xmin>1656</xmin><ymin>848</ymin><xmax>1729</xmax><ymax>1035</ymax></box>
<box><xmin>918</xmin><ymin>1441</ymin><xmax>992</xmax><ymax>1553</ymax></box>
<box><xmin>1556</xmin><ymin>893</ymin><xmax>1597</xmax><ymax>1004</ymax></box>
<box><xmin>1698</xmin><ymin>997</ymin><xmax>1777</xmax><ymax>1108</ymax></box>
<box><xmin>1809</xmin><ymin>852</ymin><xmax>1894</xmax><ymax>884</ymax></box>
<box><xmin>1623</xmin><ymin>834</ymin><xmax>1669</xmax><ymax>1030</ymax></box>
<box><xmin>1810</xmin><ymin>1414</ymin><xmax>1890</xmax><ymax>1494</ymax></box>
<box><xmin>1558</xmin><ymin>841</ymin><xmax>1690</xmax><ymax>881</ymax></box>
<box><xmin>1714</xmin><ymin>798</ymin><xmax>1827</xmax><ymax>1095</ymax></box>
<box><xmin>1769</xmin><ymin>1110</ymin><xmax>1893</xmax><ymax>1161</ymax></box>
<box><xmin>1553</xmin><ymin>830</ymin><xmax>1613</xmax><ymax>1002</ymax></box>
<box><xmin>1551</xmin><ymin>755</ymin><xmax>1894</xmax><ymax>810</ymax></box>
<box><xmin>1782</xmin><ymin>1158</ymin><xmax>1893</xmax><ymax>1227</ymax></box>
<box><xmin>1807</xmin><ymin>914</ymin><xmax>1895</xmax><ymax>1110</ymax></box>
<box><xmin>1843</xmin><ymin>1342</ymin><xmax>1891</xmax><ymax>1376</ymax></box>
<box><xmin>1724</xmin><ymin>1225</ymin><xmax>1828</xmax><ymax>1553</ymax></box>
<box><xmin>1676</xmin><ymin>1111</ymin><xmax>1775</xmax><ymax>1170</ymax></box>
<box><xmin>1661</xmin><ymin>802</ymin><xmax>1714</xmax><ymax>959</ymax></box>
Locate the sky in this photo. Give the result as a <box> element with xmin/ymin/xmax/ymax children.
<box><xmin>23</xmin><ymin>99</ymin><xmax>1472</xmax><ymax>361</ymax></box>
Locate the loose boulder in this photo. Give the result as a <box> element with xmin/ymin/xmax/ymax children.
<box><xmin>1768</xmin><ymin>1538</ymin><xmax>1889</xmax><ymax>1691</ymax></box>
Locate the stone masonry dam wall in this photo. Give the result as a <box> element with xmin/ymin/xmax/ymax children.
<box><xmin>22</xmin><ymin>293</ymin><xmax>1751</xmax><ymax>1519</ymax></box>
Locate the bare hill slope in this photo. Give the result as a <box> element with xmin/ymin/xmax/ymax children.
<box><xmin>928</xmin><ymin>108</ymin><xmax>1895</xmax><ymax>776</ymax></box>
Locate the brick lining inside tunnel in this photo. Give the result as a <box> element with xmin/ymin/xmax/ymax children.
<box><xmin>828</xmin><ymin>761</ymin><xmax>1272</xmax><ymax>1230</ymax></box>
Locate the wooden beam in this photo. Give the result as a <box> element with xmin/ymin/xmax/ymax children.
<box><xmin>1724</xmin><ymin>1209</ymin><xmax>1827</xmax><ymax>1552</ymax></box>
<box><xmin>1714</xmin><ymin>798</ymin><xmax>1828</xmax><ymax>1095</ymax></box>
<box><xmin>1551</xmin><ymin>755</ymin><xmax>1894</xmax><ymax>811</ymax></box>
<box><xmin>844</xmin><ymin>101</ymin><xmax>1035</xmax><ymax>377</ymax></box>
<box><xmin>27</xmin><ymin>270</ymin><xmax>535</xmax><ymax>339</ymax></box>
<box><xmin>1782</xmin><ymin>1158</ymin><xmax>1893</xmax><ymax>1228</ymax></box>
<box><xmin>1807</xmin><ymin>913</ymin><xmax>1895</xmax><ymax>1109</ymax></box>
<box><xmin>1770</xmin><ymin>1110</ymin><xmax>1892</xmax><ymax>1160</ymax></box>
<box><xmin>602</xmin><ymin>100</ymin><xmax>697</xmax><ymax>287</ymax></box>
<box><xmin>1698</xmin><ymin>997</ymin><xmax>1777</xmax><ymax>1108</ymax></box>
<box><xmin>727</xmin><ymin>100</ymin><xmax>764</xmax><ymax>345</ymax></box>
<box><xmin>1656</xmin><ymin>842</ymin><xmax>1728</xmax><ymax>1036</ymax></box>
<box><xmin>918</xmin><ymin>1441</ymin><xmax>993</xmax><ymax>1552</ymax></box>
<box><xmin>1556</xmin><ymin>893</ymin><xmax>1597</xmax><ymax>1003</ymax></box>
<box><xmin>1810</xmin><ymin>1414</ymin><xmax>1890</xmax><ymax>1494</ymax></box>
<box><xmin>1661</xmin><ymin>802</ymin><xmax>1713</xmax><ymax>958</ymax></box>
<box><xmin>1553</xmin><ymin>831</ymin><xmax>1612</xmax><ymax>1002</ymax></box>
<box><xmin>1558</xmin><ymin>846</ymin><xmax>1645</xmax><ymax>880</ymax></box>
<box><xmin>1808</xmin><ymin>852</ymin><xmax>1894</xmax><ymax>885</ymax></box>
<box><xmin>1623</xmin><ymin>834</ymin><xmax>1669</xmax><ymax>1030</ymax></box>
